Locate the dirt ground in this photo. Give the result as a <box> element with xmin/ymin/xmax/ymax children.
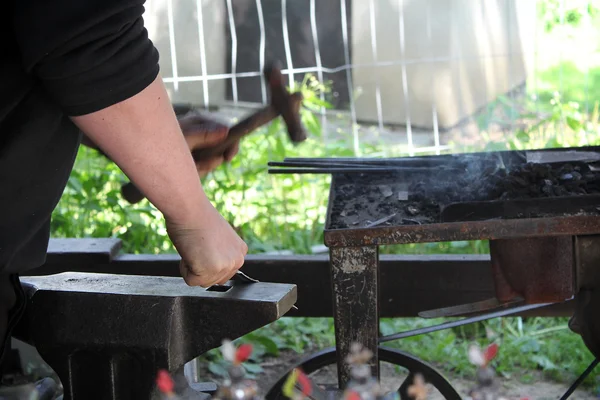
<box><xmin>200</xmin><ymin>348</ymin><xmax>599</xmax><ymax>400</ymax></box>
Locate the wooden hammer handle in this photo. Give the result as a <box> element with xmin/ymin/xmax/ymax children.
<box><xmin>120</xmin><ymin>93</ymin><xmax>302</xmax><ymax>204</ymax></box>
<box><xmin>191</xmin><ymin>103</ymin><xmax>279</xmax><ymax>160</ymax></box>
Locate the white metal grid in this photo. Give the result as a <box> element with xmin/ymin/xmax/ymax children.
<box><xmin>149</xmin><ymin>0</ymin><xmax>595</xmax><ymax>157</ymax></box>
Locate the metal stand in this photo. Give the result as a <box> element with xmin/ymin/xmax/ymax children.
<box><xmin>330</xmin><ymin>246</ymin><xmax>379</xmax><ymax>387</ymax></box>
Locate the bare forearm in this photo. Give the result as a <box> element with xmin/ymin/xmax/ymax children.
<box><xmin>70</xmin><ymin>75</ymin><xmax>210</xmax><ymax>223</ymax></box>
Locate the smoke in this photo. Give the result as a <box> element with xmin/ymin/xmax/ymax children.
<box><xmin>407</xmin><ymin>150</ymin><xmax>599</xmax><ymax>210</ymax></box>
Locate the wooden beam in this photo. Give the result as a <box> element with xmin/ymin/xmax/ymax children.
<box><xmin>33</xmin><ymin>239</ymin><xmax>572</xmax><ymax>318</ymax></box>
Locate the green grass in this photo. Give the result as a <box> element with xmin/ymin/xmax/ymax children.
<box><xmin>49</xmin><ymin>8</ymin><xmax>600</xmax><ymax>394</ymax></box>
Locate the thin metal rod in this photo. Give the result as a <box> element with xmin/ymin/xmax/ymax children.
<box><xmin>559</xmin><ymin>358</ymin><xmax>599</xmax><ymax>400</ymax></box>
<box><xmin>256</xmin><ymin>0</ymin><xmax>267</xmax><ymax>104</ymax></box>
<box><xmin>166</xmin><ymin>0</ymin><xmax>179</xmax><ymax>91</ymax></box>
<box><xmin>309</xmin><ymin>0</ymin><xmax>327</xmax><ymax>137</ymax></box>
<box><xmin>379</xmin><ymin>303</ymin><xmax>552</xmax><ymax>343</ymax></box>
<box><xmin>339</xmin><ymin>0</ymin><xmax>360</xmax><ymax>156</ymax></box>
<box><xmin>398</xmin><ymin>0</ymin><xmax>414</xmax><ymax>156</ymax></box>
<box><xmin>368</xmin><ymin>0</ymin><xmax>384</xmax><ymax>132</ymax></box>
<box><xmin>281</xmin><ymin>0</ymin><xmax>295</xmax><ymax>87</ymax></box>
<box><xmin>268</xmin><ymin>161</ymin><xmax>451</xmax><ymax>169</ymax></box>
<box><xmin>269</xmin><ymin>162</ymin><xmax>389</xmax><ymax>169</ymax></box>
<box><xmin>282</xmin><ymin>157</ymin><xmax>450</xmax><ymax>165</ymax></box>
<box><xmin>195</xmin><ymin>0</ymin><xmax>209</xmax><ymax>108</ymax></box>
<box><xmin>225</xmin><ymin>0</ymin><xmax>238</xmax><ymax>103</ymax></box>
<box><xmin>268</xmin><ymin>167</ymin><xmax>453</xmax><ymax>174</ymax></box>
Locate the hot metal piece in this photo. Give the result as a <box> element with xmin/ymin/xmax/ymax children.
<box><xmin>236</xmin><ymin>270</ymin><xmax>260</xmax><ymax>283</ymax></box>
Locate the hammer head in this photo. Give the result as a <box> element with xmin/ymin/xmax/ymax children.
<box><xmin>264</xmin><ymin>62</ymin><xmax>307</xmax><ymax>143</ymax></box>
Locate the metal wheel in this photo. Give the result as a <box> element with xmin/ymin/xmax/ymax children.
<box><xmin>265</xmin><ymin>346</ymin><xmax>461</xmax><ymax>400</ymax></box>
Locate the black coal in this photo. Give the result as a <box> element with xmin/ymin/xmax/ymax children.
<box><xmin>408</xmin><ymin>162</ymin><xmax>600</xmax><ymax>208</ymax></box>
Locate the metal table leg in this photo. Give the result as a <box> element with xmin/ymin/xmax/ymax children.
<box><xmin>329</xmin><ymin>246</ymin><xmax>380</xmax><ymax>388</ymax></box>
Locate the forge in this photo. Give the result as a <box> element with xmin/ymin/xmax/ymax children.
<box><xmin>269</xmin><ymin>146</ymin><xmax>600</xmax><ymax>390</ymax></box>
<box><xmin>325</xmin><ymin>148</ymin><xmax>600</xmax><ymax>230</ymax></box>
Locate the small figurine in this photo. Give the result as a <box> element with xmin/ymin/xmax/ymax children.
<box><xmin>156</xmin><ymin>369</ymin><xmax>181</xmax><ymax>399</ymax></box>
<box><xmin>343</xmin><ymin>343</ymin><xmax>399</xmax><ymax>400</ymax></box>
<box><xmin>282</xmin><ymin>368</ymin><xmax>313</xmax><ymax>400</ymax></box>
<box><xmin>466</xmin><ymin>343</ymin><xmax>511</xmax><ymax>400</ymax></box>
<box><xmin>212</xmin><ymin>340</ymin><xmax>262</xmax><ymax>400</ymax></box>
<box><xmin>407</xmin><ymin>374</ymin><xmax>428</xmax><ymax>400</ymax></box>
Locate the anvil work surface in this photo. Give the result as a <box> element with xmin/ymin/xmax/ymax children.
<box><xmin>18</xmin><ymin>272</ymin><xmax>297</xmax><ymax>363</ymax></box>
<box><xmin>324</xmin><ymin>146</ymin><xmax>600</xmax><ymax>247</ymax></box>
<box><xmin>21</xmin><ymin>272</ymin><xmax>295</xmax><ymax>303</ymax></box>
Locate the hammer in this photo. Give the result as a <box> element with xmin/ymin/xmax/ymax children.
<box><xmin>120</xmin><ymin>61</ymin><xmax>306</xmax><ymax>204</ymax></box>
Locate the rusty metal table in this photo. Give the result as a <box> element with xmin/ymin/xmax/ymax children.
<box><xmin>320</xmin><ymin>146</ymin><xmax>600</xmax><ymax>388</ymax></box>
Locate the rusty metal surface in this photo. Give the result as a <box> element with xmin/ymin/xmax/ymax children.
<box><xmin>324</xmin><ymin>214</ymin><xmax>600</xmax><ymax>247</ymax></box>
<box><xmin>440</xmin><ymin>194</ymin><xmax>600</xmax><ymax>223</ymax></box>
<box><xmin>329</xmin><ymin>246</ymin><xmax>379</xmax><ymax>388</ymax></box>
<box><xmin>323</xmin><ymin>146</ymin><xmax>600</xmax><ymax>247</ymax></box>
<box><xmin>489</xmin><ymin>236</ymin><xmax>574</xmax><ymax>303</ymax></box>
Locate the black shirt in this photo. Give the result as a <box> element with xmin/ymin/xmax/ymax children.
<box><xmin>0</xmin><ymin>0</ymin><xmax>160</xmax><ymax>273</ymax></box>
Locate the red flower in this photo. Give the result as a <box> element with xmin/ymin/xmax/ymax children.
<box><xmin>484</xmin><ymin>343</ymin><xmax>499</xmax><ymax>365</ymax></box>
<box><xmin>235</xmin><ymin>344</ymin><xmax>253</xmax><ymax>364</ymax></box>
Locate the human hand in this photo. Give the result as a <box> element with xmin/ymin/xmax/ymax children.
<box><xmin>179</xmin><ymin>113</ymin><xmax>240</xmax><ymax>178</ymax></box>
<box><xmin>167</xmin><ymin>203</ymin><xmax>248</xmax><ymax>287</ymax></box>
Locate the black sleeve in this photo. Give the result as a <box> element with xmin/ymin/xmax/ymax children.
<box><xmin>12</xmin><ymin>0</ymin><xmax>160</xmax><ymax>116</ymax></box>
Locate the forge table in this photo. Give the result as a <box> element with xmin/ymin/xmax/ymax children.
<box><xmin>317</xmin><ymin>146</ymin><xmax>600</xmax><ymax>388</ymax></box>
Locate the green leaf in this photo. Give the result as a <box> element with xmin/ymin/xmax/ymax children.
<box><xmin>308</xmin><ymin>97</ymin><xmax>333</xmax><ymax>109</ymax></box>
<box><xmin>566</xmin><ymin>115</ymin><xmax>582</xmax><ymax>131</ymax></box>
<box><xmin>68</xmin><ymin>177</ymin><xmax>84</xmax><ymax>194</ymax></box>
<box><xmin>531</xmin><ymin>354</ymin><xmax>558</xmax><ymax>371</ymax></box>
<box><xmin>250</xmin><ymin>335</ymin><xmax>280</xmax><ymax>356</ymax></box>
<box><xmin>520</xmin><ymin>338</ymin><xmax>541</xmax><ymax>353</ymax></box>
<box><xmin>243</xmin><ymin>362</ymin><xmax>264</xmax><ymax>374</ymax></box>
<box><xmin>516</xmin><ymin>130</ymin><xmax>530</xmax><ymax>143</ymax></box>
<box><xmin>208</xmin><ymin>361</ymin><xmax>228</xmax><ymax>377</ymax></box>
